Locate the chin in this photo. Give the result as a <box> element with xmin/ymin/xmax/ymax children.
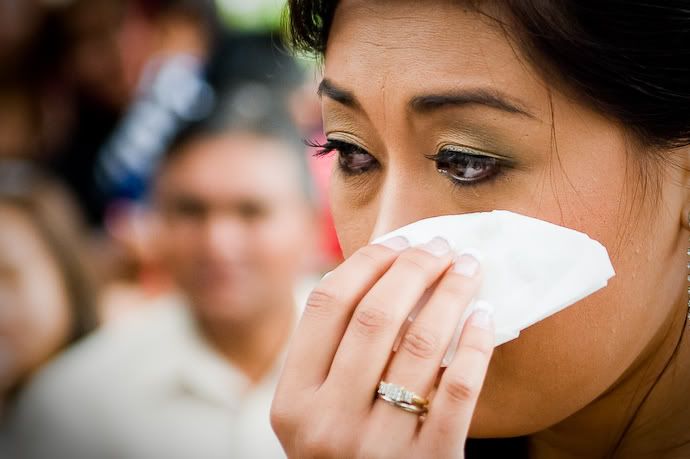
<box><xmin>190</xmin><ymin>292</ymin><xmax>256</xmax><ymax>322</ymax></box>
<box><xmin>468</xmin><ymin>407</ymin><xmax>537</xmax><ymax>439</ymax></box>
<box><xmin>467</xmin><ymin>383</ymin><xmax>563</xmax><ymax>438</ymax></box>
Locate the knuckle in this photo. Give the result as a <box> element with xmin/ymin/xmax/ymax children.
<box><xmin>395</xmin><ymin>251</ymin><xmax>436</xmax><ymax>276</ymax></box>
<box><xmin>355</xmin><ymin>244</ymin><xmax>392</xmax><ymax>264</ymax></box>
<box><xmin>359</xmin><ymin>433</ymin><xmax>404</xmax><ymax>459</ymax></box>
<box><xmin>352</xmin><ymin>305</ymin><xmax>392</xmax><ymax>337</ymax></box>
<box><xmin>437</xmin><ymin>276</ymin><xmax>478</xmax><ymax>300</ymax></box>
<box><xmin>269</xmin><ymin>403</ymin><xmax>293</xmax><ymax>438</ymax></box>
<box><xmin>301</xmin><ymin>434</ymin><xmax>331</xmax><ymax>457</ymax></box>
<box><xmin>400</xmin><ymin>323</ymin><xmax>439</xmax><ymax>360</ymax></box>
<box><xmin>304</xmin><ymin>287</ymin><xmax>341</xmax><ymax>318</ymax></box>
<box><xmin>270</xmin><ymin>399</ymin><xmax>302</xmax><ymax>448</ymax></box>
<box><xmin>463</xmin><ymin>337</ymin><xmax>495</xmax><ymax>357</ymax></box>
<box><xmin>443</xmin><ymin>374</ymin><xmax>478</xmax><ymax>404</ymax></box>
<box><xmin>300</xmin><ymin>421</ymin><xmax>346</xmax><ymax>458</ymax></box>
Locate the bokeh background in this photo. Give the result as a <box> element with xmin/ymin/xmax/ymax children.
<box><xmin>0</xmin><ymin>1</ymin><xmax>341</xmax><ymax>457</ymax></box>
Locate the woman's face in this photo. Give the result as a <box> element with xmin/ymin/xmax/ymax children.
<box><xmin>323</xmin><ymin>0</ymin><xmax>689</xmax><ymax>436</ymax></box>
<box><xmin>0</xmin><ymin>205</ymin><xmax>71</xmax><ymax>394</ymax></box>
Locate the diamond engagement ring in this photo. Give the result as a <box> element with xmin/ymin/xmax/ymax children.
<box><xmin>376</xmin><ymin>381</ymin><xmax>429</xmax><ymax>415</ymax></box>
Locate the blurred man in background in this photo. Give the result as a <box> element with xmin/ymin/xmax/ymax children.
<box><xmin>46</xmin><ymin>0</ymin><xmax>218</xmax><ymax>225</ymax></box>
<box><xmin>10</xmin><ymin>81</ymin><xmax>318</xmax><ymax>458</ymax></box>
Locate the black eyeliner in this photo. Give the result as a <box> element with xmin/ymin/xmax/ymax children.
<box><xmin>426</xmin><ymin>148</ymin><xmax>508</xmax><ymax>187</ymax></box>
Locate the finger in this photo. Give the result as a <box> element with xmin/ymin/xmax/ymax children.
<box><xmin>419</xmin><ymin>306</ymin><xmax>495</xmax><ymax>454</ymax></box>
<box><xmin>323</xmin><ymin>237</ymin><xmax>455</xmax><ymax>410</ymax></box>
<box><xmin>277</xmin><ymin>237</ymin><xmax>408</xmax><ymax>396</ymax></box>
<box><xmin>369</xmin><ymin>254</ymin><xmax>481</xmax><ymax>436</ymax></box>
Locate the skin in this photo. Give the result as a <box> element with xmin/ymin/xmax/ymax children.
<box><xmin>154</xmin><ymin>132</ymin><xmax>316</xmax><ymax>382</ymax></box>
<box><xmin>271</xmin><ymin>1</ymin><xmax>690</xmax><ymax>457</ymax></box>
<box><xmin>0</xmin><ymin>206</ymin><xmax>71</xmax><ymax>409</ymax></box>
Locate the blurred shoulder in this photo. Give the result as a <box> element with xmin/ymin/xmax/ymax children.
<box><xmin>7</xmin><ymin>294</ymin><xmax>192</xmax><ymax>457</ymax></box>
<box><xmin>16</xmin><ymin>293</ymin><xmax>190</xmax><ymax>409</ymax></box>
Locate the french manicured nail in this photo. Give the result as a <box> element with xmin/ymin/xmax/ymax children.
<box><xmin>377</xmin><ymin>235</ymin><xmax>410</xmax><ymax>251</ymax></box>
<box><xmin>454</xmin><ymin>253</ymin><xmax>480</xmax><ymax>277</ymax></box>
<box><xmin>469</xmin><ymin>301</ymin><xmax>494</xmax><ymax>330</ymax></box>
<box><xmin>419</xmin><ymin>237</ymin><xmax>451</xmax><ymax>257</ymax></box>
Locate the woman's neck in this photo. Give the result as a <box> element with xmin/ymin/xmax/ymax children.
<box><xmin>529</xmin><ymin>301</ymin><xmax>690</xmax><ymax>458</ymax></box>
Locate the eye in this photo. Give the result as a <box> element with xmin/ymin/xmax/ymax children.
<box><xmin>309</xmin><ymin>138</ymin><xmax>378</xmax><ymax>175</ymax></box>
<box><xmin>166</xmin><ymin>196</ymin><xmax>206</xmax><ymax>220</ymax></box>
<box><xmin>237</xmin><ymin>201</ymin><xmax>269</xmax><ymax>220</ymax></box>
<box><xmin>426</xmin><ymin>148</ymin><xmax>503</xmax><ymax>185</ymax></box>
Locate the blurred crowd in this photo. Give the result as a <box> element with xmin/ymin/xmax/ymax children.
<box><xmin>0</xmin><ymin>0</ymin><xmax>339</xmax><ymax>457</ymax></box>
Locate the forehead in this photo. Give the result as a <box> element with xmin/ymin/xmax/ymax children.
<box><xmin>158</xmin><ymin>133</ymin><xmax>301</xmax><ymax>201</ymax></box>
<box><xmin>325</xmin><ymin>0</ymin><xmax>550</xmax><ymax>119</ymax></box>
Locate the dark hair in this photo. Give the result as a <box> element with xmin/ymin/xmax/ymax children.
<box><xmin>171</xmin><ymin>32</ymin><xmax>305</xmax><ymax>151</ymax></box>
<box><xmin>160</xmin><ymin>32</ymin><xmax>315</xmax><ymax>202</ymax></box>
<box><xmin>162</xmin><ymin>80</ymin><xmax>316</xmax><ymax>203</ymax></box>
<box><xmin>0</xmin><ymin>161</ymin><xmax>97</xmax><ymax>345</ymax></box>
<box><xmin>285</xmin><ymin>0</ymin><xmax>690</xmax><ymax>149</ymax></box>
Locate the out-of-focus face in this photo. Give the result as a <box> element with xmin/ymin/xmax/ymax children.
<box><xmin>66</xmin><ymin>0</ymin><xmax>131</xmax><ymax>108</ymax></box>
<box><xmin>322</xmin><ymin>0</ymin><xmax>689</xmax><ymax>436</ymax></box>
<box><xmin>155</xmin><ymin>133</ymin><xmax>315</xmax><ymax>325</ymax></box>
<box><xmin>0</xmin><ymin>205</ymin><xmax>71</xmax><ymax>394</ymax></box>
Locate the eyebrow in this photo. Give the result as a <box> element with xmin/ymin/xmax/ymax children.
<box><xmin>410</xmin><ymin>88</ymin><xmax>536</xmax><ymax>119</ymax></box>
<box><xmin>318</xmin><ymin>78</ymin><xmax>536</xmax><ymax>119</ymax></box>
<box><xmin>318</xmin><ymin>79</ymin><xmax>360</xmax><ymax>108</ymax></box>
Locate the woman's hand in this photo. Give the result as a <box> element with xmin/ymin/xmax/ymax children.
<box><xmin>271</xmin><ymin>236</ymin><xmax>495</xmax><ymax>458</ymax></box>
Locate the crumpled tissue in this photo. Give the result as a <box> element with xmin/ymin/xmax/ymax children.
<box><xmin>372</xmin><ymin>210</ymin><xmax>615</xmax><ymax>362</ymax></box>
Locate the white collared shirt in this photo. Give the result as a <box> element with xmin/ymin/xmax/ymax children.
<box><xmin>9</xmin><ymin>296</ymin><xmax>297</xmax><ymax>459</ymax></box>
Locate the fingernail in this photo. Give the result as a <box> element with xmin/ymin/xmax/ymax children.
<box><xmin>469</xmin><ymin>301</ymin><xmax>494</xmax><ymax>330</ymax></box>
<box><xmin>419</xmin><ymin>237</ymin><xmax>451</xmax><ymax>257</ymax></box>
<box><xmin>453</xmin><ymin>253</ymin><xmax>480</xmax><ymax>277</ymax></box>
<box><xmin>377</xmin><ymin>236</ymin><xmax>409</xmax><ymax>251</ymax></box>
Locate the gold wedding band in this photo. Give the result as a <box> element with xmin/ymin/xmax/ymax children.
<box><xmin>376</xmin><ymin>381</ymin><xmax>429</xmax><ymax>415</ymax></box>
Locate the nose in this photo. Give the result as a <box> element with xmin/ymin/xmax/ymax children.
<box><xmin>368</xmin><ymin>173</ymin><xmax>449</xmax><ymax>242</ymax></box>
<box><xmin>201</xmin><ymin>214</ymin><xmax>246</xmax><ymax>257</ymax></box>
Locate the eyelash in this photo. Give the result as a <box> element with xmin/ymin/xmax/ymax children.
<box><xmin>308</xmin><ymin>138</ymin><xmax>378</xmax><ymax>176</ymax></box>
<box><xmin>308</xmin><ymin>138</ymin><xmax>507</xmax><ymax>187</ymax></box>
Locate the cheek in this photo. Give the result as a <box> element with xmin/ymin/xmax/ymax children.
<box><xmin>474</xmin><ymin>249</ymin><xmax>672</xmax><ymax>437</ymax></box>
<box><xmin>159</xmin><ymin>224</ymin><xmax>202</xmax><ymax>265</ymax></box>
<box><xmin>331</xmin><ymin>204</ymin><xmax>373</xmax><ymax>258</ymax></box>
<box><xmin>14</xmin><ymin>266</ymin><xmax>71</xmax><ymax>372</ymax></box>
<box><xmin>473</xmin><ymin>170</ymin><xmax>682</xmax><ymax>436</ymax></box>
<box><xmin>330</xmin><ymin>179</ymin><xmax>379</xmax><ymax>257</ymax></box>
<box><xmin>253</xmin><ymin>213</ymin><xmax>310</xmax><ymax>269</ymax></box>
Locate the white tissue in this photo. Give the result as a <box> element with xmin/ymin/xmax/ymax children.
<box><xmin>372</xmin><ymin>210</ymin><xmax>615</xmax><ymax>352</ymax></box>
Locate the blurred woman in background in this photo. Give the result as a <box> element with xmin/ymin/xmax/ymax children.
<box><xmin>0</xmin><ymin>161</ymin><xmax>97</xmax><ymax>425</ymax></box>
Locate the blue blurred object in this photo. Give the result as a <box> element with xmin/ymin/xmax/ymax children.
<box><xmin>94</xmin><ymin>31</ymin><xmax>303</xmax><ymax>204</ymax></box>
<box><xmin>94</xmin><ymin>54</ymin><xmax>215</xmax><ymax>201</ymax></box>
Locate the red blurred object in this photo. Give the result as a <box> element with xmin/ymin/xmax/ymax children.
<box><xmin>306</xmin><ymin>132</ymin><xmax>342</xmax><ymax>268</ymax></box>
